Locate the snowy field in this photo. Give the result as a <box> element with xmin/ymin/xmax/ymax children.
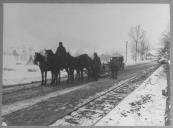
<box><xmin>3</xmin><ymin>63</ymin><xmax>66</xmax><ymax>86</ymax></box>
<box><xmin>96</xmin><ymin>65</ymin><xmax>167</xmax><ymax>126</ymax></box>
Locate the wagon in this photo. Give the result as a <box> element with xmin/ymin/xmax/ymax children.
<box><xmin>108</xmin><ymin>55</ymin><xmax>125</xmax><ymax>79</ymax></box>
<box><xmin>109</xmin><ymin>56</ymin><xmax>125</xmax><ymax>71</ymax></box>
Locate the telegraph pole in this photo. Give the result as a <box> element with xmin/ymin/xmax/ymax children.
<box><xmin>126</xmin><ymin>41</ymin><xmax>128</xmax><ymax>63</ymax></box>
<box><xmin>136</xmin><ymin>41</ymin><xmax>137</xmax><ymax>62</ymax></box>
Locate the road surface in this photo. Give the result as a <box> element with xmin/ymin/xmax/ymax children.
<box><xmin>2</xmin><ymin>61</ymin><xmax>159</xmax><ymax>126</ymax></box>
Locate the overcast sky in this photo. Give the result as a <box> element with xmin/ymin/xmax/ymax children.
<box><xmin>3</xmin><ymin>3</ymin><xmax>170</xmax><ymax>56</ymax></box>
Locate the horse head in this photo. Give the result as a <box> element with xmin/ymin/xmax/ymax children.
<box><xmin>45</xmin><ymin>49</ymin><xmax>54</xmax><ymax>56</ymax></box>
<box><xmin>45</xmin><ymin>49</ymin><xmax>55</xmax><ymax>62</ymax></box>
<box><xmin>34</xmin><ymin>52</ymin><xmax>43</xmax><ymax>65</ymax></box>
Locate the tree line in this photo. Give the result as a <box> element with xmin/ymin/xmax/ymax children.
<box><xmin>129</xmin><ymin>25</ymin><xmax>151</xmax><ymax>62</ymax></box>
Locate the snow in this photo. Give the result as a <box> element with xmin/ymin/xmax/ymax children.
<box><xmin>95</xmin><ymin>65</ymin><xmax>167</xmax><ymax>126</ymax></box>
<box><xmin>3</xmin><ymin>65</ymin><xmax>41</xmax><ymax>85</ymax></box>
<box><xmin>3</xmin><ymin>64</ymin><xmax>66</xmax><ymax>86</ymax></box>
<box><xmin>125</xmin><ymin>60</ymin><xmax>153</xmax><ymax>66</ymax></box>
<box><xmin>50</xmin><ymin>77</ymin><xmax>136</xmax><ymax>126</ymax></box>
<box><xmin>1</xmin><ymin>122</ymin><xmax>7</xmax><ymax>126</ymax></box>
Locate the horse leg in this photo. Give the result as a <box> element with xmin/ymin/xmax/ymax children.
<box><xmin>71</xmin><ymin>70</ymin><xmax>74</xmax><ymax>82</ymax></box>
<box><xmin>79</xmin><ymin>71</ymin><xmax>81</xmax><ymax>80</ymax></box>
<box><xmin>41</xmin><ymin>71</ymin><xmax>44</xmax><ymax>85</ymax></box>
<box><xmin>53</xmin><ymin>71</ymin><xmax>56</xmax><ymax>85</ymax></box>
<box><xmin>90</xmin><ymin>69</ymin><xmax>93</xmax><ymax>80</ymax></box>
<box><xmin>45</xmin><ymin>71</ymin><xmax>47</xmax><ymax>85</ymax></box>
<box><xmin>77</xmin><ymin>71</ymin><xmax>80</xmax><ymax>80</ymax></box>
<box><xmin>57</xmin><ymin>70</ymin><xmax>60</xmax><ymax>83</ymax></box>
<box><xmin>77</xmin><ymin>69</ymin><xmax>80</xmax><ymax>80</ymax></box>
<box><xmin>68</xmin><ymin>69</ymin><xmax>71</xmax><ymax>82</ymax></box>
<box><xmin>65</xmin><ymin>68</ymin><xmax>69</xmax><ymax>83</ymax></box>
<box><xmin>81</xmin><ymin>69</ymin><xmax>83</xmax><ymax>80</ymax></box>
<box><xmin>75</xmin><ymin>70</ymin><xmax>78</xmax><ymax>80</ymax></box>
<box><xmin>71</xmin><ymin>70</ymin><xmax>74</xmax><ymax>81</ymax></box>
<box><xmin>76</xmin><ymin>70</ymin><xmax>79</xmax><ymax>80</ymax></box>
<box><xmin>51</xmin><ymin>71</ymin><xmax>54</xmax><ymax>85</ymax></box>
<box><xmin>57</xmin><ymin>71</ymin><xmax>59</xmax><ymax>84</ymax></box>
<box><xmin>75</xmin><ymin>70</ymin><xmax>77</xmax><ymax>80</ymax></box>
<box><xmin>87</xmin><ymin>68</ymin><xmax>91</xmax><ymax>79</ymax></box>
<box><xmin>66</xmin><ymin>69</ymin><xmax>68</xmax><ymax>82</ymax></box>
<box><xmin>115</xmin><ymin>70</ymin><xmax>118</xmax><ymax>79</ymax></box>
<box><xmin>53</xmin><ymin>71</ymin><xmax>55</xmax><ymax>85</ymax></box>
<box><xmin>54</xmin><ymin>71</ymin><xmax>57</xmax><ymax>85</ymax></box>
<box><xmin>69</xmin><ymin>70</ymin><xmax>73</xmax><ymax>82</ymax></box>
<box><xmin>68</xmin><ymin>69</ymin><xmax>70</xmax><ymax>82</ymax></box>
<box><xmin>56</xmin><ymin>70</ymin><xmax>59</xmax><ymax>85</ymax></box>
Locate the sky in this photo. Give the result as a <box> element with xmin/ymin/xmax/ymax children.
<box><xmin>3</xmin><ymin>3</ymin><xmax>170</xmax><ymax>56</ymax></box>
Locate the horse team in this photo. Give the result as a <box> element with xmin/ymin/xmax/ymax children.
<box><xmin>33</xmin><ymin>43</ymin><xmax>101</xmax><ymax>85</ymax></box>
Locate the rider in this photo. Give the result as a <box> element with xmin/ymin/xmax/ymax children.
<box><xmin>93</xmin><ymin>52</ymin><xmax>101</xmax><ymax>80</ymax></box>
<box><xmin>55</xmin><ymin>42</ymin><xmax>66</xmax><ymax>57</ymax></box>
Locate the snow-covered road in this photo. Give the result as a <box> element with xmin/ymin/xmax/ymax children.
<box><xmin>95</xmin><ymin>65</ymin><xmax>167</xmax><ymax>126</ymax></box>
<box><xmin>2</xmin><ymin>61</ymin><xmax>160</xmax><ymax>126</ymax></box>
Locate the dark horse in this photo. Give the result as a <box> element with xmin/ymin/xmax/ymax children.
<box><xmin>55</xmin><ymin>51</ymin><xmax>71</xmax><ymax>83</ymax></box>
<box><xmin>34</xmin><ymin>52</ymin><xmax>50</xmax><ymax>85</ymax></box>
<box><xmin>66</xmin><ymin>53</ymin><xmax>95</xmax><ymax>81</ymax></box>
<box><xmin>33</xmin><ymin>50</ymin><xmax>60</xmax><ymax>85</ymax></box>
<box><xmin>45</xmin><ymin>50</ymin><xmax>61</xmax><ymax>85</ymax></box>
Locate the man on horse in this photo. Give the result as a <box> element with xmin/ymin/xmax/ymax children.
<box><xmin>55</xmin><ymin>42</ymin><xmax>66</xmax><ymax>57</ymax></box>
<box><xmin>55</xmin><ymin>42</ymin><xmax>67</xmax><ymax>67</ymax></box>
<box><xmin>93</xmin><ymin>52</ymin><xmax>101</xmax><ymax>80</ymax></box>
<box><xmin>55</xmin><ymin>42</ymin><xmax>72</xmax><ymax>81</ymax></box>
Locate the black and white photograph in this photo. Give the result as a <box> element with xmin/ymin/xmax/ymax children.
<box><xmin>1</xmin><ymin>3</ymin><xmax>170</xmax><ymax>126</ymax></box>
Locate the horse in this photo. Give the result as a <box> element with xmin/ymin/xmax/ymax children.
<box><xmin>45</xmin><ymin>50</ymin><xmax>61</xmax><ymax>85</ymax></box>
<box><xmin>65</xmin><ymin>52</ymin><xmax>78</xmax><ymax>81</ymax></box>
<box><xmin>74</xmin><ymin>54</ymin><xmax>94</xmax><ymax>80</ymax></box>
<box><xmin>55</xmin><ymin>50</ymin><xmax>71</xmax><ymax>83</ymax></box>
<box><xmin>33</xmin><ymin>52</ymin><xmax>52</xmax><ymax>85</ymax></box>
<box><xmin>65</xmin><ymin>53</ymin><xmax>95</xmax><ymax>81</ymax></box>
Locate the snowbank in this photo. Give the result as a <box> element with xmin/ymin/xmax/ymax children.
<box><xmin>96</xmin><ymin>65</ymin><xmax>167</xmax><ymax>126</ymax></box>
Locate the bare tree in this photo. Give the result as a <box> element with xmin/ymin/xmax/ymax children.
<box><xmin>159</xmin><ymin>31</ymin><xmax>170</xmax><ymax>60</ymax></box>
<box><xmin>129</xmin><ymin>25</ymin><xmax>148</xmax><ymax>62</ymax></box>
<box><xmin>138</xmin><ymin>40</ymin><xmax>150</xmax><ymax>60</ymax></box>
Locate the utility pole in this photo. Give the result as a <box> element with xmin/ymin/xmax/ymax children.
<box><xmin>126</xmin><ymin>41</ymin><xmax>128</xmax><ymax>63</ymax></box>
<box><xmin>136</xmin><ymin>41</ymin><xmax>137</xmax><ymax>62</ymax></box>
